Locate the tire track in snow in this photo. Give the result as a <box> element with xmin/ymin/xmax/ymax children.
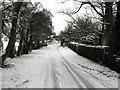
<box><xmin>42</xmin><ymin>48</ymin><xmax>54</xmax><ymax>88</ymax></box>
<box><xmin>43</xmin><ymin>46</ymin><xmax>60</xmax><ymax>88</ymax></box>
<box><xmin>48</xmin><ymin>43</ymin><xmax>80</xmax><ymax>88</ymax></box>
<box><xmin>57</xmin><ymin>47</ymin><xmax>88</xmax><ymax>88</ymax></box>
<box><xmin>58</xmin><ymin>46</ymin><xmax>112</xmax><ymax>88</ymax></box>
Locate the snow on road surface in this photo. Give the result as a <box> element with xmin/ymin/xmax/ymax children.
<box><xmin>2</xmin><ymin>41</ymin><xmax>118</xmax><ymax>88</ymax></box>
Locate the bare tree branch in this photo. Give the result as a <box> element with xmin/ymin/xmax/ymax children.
<box><xmin>86</xmin><ymin>2</ymin><xmax>104</xmax><ymax>17</ymax></box>
<box><xmin>71</xmin><ymin>3</ymin><xmax>84</xmax><ymax>14</ymax></box>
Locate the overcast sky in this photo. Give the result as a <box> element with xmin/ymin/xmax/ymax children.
<box><xmin>3</xmin><ymin>0</ymin><xmax>99</xmax><ymax>35</ymax></box>
<box><xmin>31</xmin><ymin>0</ymin><xmax>100</xmax><ymax>35</ymax></box>
<box><xmin>31</xmin><ymin>0</ymin><xmax>67</xmax><ymax>35</ymax></box>
<box><xmin>31</xmin><ymin>0</ymin><xmax>89</xmax><ymax>35</ymax></box>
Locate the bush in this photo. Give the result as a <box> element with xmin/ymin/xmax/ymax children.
<box><xmin>81</xmin><ymin>34</ymin><xmax>99</xmax><ymax>45</ymax></box>
<box><xmin>68</xmin><ymin>42</ymin><xmax>119</xmax><ymax>73</ymax></box>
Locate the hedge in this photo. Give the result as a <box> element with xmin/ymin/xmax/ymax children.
<box><xmin>68</xmin><ymin>42</ymin><xmax>120</xmax><ymax>73</ymax></box>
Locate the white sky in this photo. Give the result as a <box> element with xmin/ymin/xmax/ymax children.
<box><xmin>31</xmin><ymin>0</ymin><xmax>99</xmax><ymax>35</ymax></box>
<box><xmin>31</xmin><ymin>0</ymin><xmax>84</xmax><ymax>35</ymax></box>
<box><xmin>31</xmin><ymin>0</ymin><xmax>68</xmax><ymax>35</ymax></box>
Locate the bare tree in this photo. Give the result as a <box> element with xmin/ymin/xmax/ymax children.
<box><xmin>59</xmin><ymin>1</ymin><xmax>116</xmax><ymax>47</ymax></box>
<box><xmin>0</xmin><ymin>10</ymin><xmax>2</xmax><ymax>67</ymax></box>
<box><xmin>102</xmin><ymin>2</ymin><xmax>113</xmax><ymax>46</ymax></box>
<box><xmin>2</xmin><ymin>2</ymin><xmax>23</xmax><ymax>64</ymax></box>
<box><xmin>113</xmin><ymin>1</ymin><xmax>120</xmax><ymax>54</ymax></box>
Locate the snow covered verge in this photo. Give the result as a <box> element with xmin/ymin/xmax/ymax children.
<box><xmin>70</xmin><ymin>42</ymin><xmax>109</xmax><ymax>49</ymax></box>
<box><xmin>58</xmin><ymin>46</ymin><xmax>118</xmax><ymax>88</ymax></box>
<box><xmin>68</xmin><ymin>42</ymin><xmax>119</xmax><ymax>73</ymax></box>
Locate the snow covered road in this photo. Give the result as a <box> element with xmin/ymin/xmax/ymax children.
<box><xmin>2</xmin><ymin>41</ymin><xmax>118</xmax><ymax>88</ymax></box>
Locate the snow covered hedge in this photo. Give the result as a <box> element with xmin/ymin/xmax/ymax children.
<box><xmin>68</xmin><ymin>42</ymin><xmax>119</xmax><ymax>73</ymax></box>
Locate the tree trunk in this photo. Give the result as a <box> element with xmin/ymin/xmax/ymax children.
<box><xmin>28</xmin><ymin>35</ymin><xmax>33</xmax><ymax>52</ymax></box>
<box><xmin>2</xmin><ymin>2</ymin><xmax>23</xmax><ymax>64</ymax></box>
<box><xmin>102</xmin><ymin>2</ymin><xmax>113</xmax><ymax>47</ymax></box>
<box><xmin>113</xmin><ymin>1</ymin><xmax>120</xmax><ymax>54</ymax></box>
<box><xmin>0</xmin><ymin>11</ymin><xmax>2</xmax><ymax>51</ymax></box>
<box><xmin>22</xmin><ymin>29</ymin><xmax>29</xmax><ymax>54</ymax></box>
<box><xmin>99</xmin><ymin>19</ymin><xmax>105</xmax><ymax>46</ymax></box>
<box><xmin>0</xmin><ymin>11</ymin><xmax>2</xmax><ymax>67</ymax></box>
<box><xmin>17</xmin><ymin>29</ymin><xmax>24</xmax><ymax>56</ymax></box>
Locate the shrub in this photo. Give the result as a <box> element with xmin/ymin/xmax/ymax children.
<box><xmin>68</xmin><ymin>42</ymin><xmax>119</xmax><ymax>73</ymax></box>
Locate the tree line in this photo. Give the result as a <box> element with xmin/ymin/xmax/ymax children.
<box><xmin>59</xmin><ymin>1</ymin><xmax>120</xmax><ymax>56</ymax></box>
<box><xmin>1</xmin><ymin>1</ymin><xmax>54</xmax><ymax>65</ymax></box>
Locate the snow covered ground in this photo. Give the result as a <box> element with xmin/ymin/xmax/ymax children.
<box><xmin>2</xmin><ymin>41</ymin><xmax>19</xmax><ymax>51</ymax></box>
<box><xmin>0</xmin><ymin>68</ymin><xmax>2</xmax><ymax>90</ymax></box>
<box><xmin>1</xmin><ymin>41</ymin><xmax>118</xmax><ymax>88</ymax></box>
